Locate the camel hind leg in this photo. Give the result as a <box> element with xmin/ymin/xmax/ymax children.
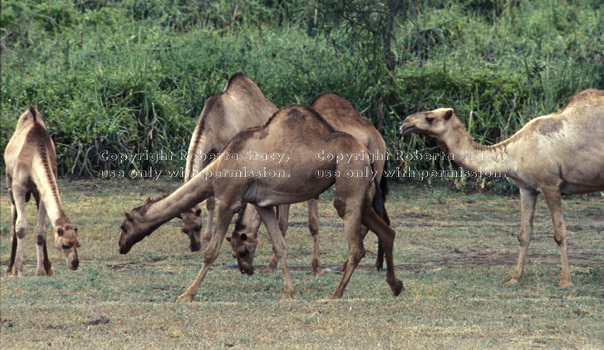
<box><xmin>329</xmin><ymin>197</ymin><xmax>365</xmax><ymax>299</ymax></box>
<box><xmin>5</xmin><ymin>187</ymin><xmax>18</xmax><ymax>277</ymax></box>
<box><xmin>360</xmin><ymin>206</ymin><xmax>404</xmax><ymax>297</ymax></box>
<box><xmin>542</xmin><ymin>186</ymin><xmax>573</xmax><ymax>287</ymax></box>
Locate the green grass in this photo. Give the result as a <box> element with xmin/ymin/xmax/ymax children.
<box><xmin>1</xmin><ymin>179</ymin><xmax>602</xmax><ymax>349</ymax></box>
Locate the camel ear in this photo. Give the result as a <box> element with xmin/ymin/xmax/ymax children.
<box><xmin>195</xmin><ymin>208</ymin><xmax>202</xmax><ymax>216</ymax></box>
<box><xmin>125</xmin><ymin>212</ymin><xmax>133</xmax><ymax>221</ymax></box>
<box><xmin>443</xmin><ymin>109</ymin><xmax>453</xmax><ymax>120</ymax></box>
<box><xmin>57</xmin><ymin>227</ymin><xmax>64</xmax><ymax>236</ymax></box>
<box><xmin>74</xmin><ymin>227</ymin><xmax>78</xmax><ymax>233</ymax></box>
<box><xmin>145</xmin><ymin>197</ymin><xmax>152</xmax><ymax>204</ymax></box>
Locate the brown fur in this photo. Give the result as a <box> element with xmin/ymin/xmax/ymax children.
<box><xmin>178</xmin><ymin>73</ymin><xmax>278</xmax><ymax>252</ymax></box>
<box><xmin>119</xmin><ymin>105</ymin><xmax>403</xmax><ymax>301</ymax></box>
<box><xmin>400</xmin><ymin>89</ymin><xmax>604</xmax><ymax>287</ymax></box>
<box><xmin>4</xmin><ymin>106</ymin><xmax>79</xmax><ymax>277</ymax></box>
<box><xmin>231</xmin><ymin>92</ymin><xmax>391</xmax><ymax>274</ymax></box>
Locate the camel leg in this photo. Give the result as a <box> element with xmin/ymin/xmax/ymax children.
<box><xmin>176</xmin><ymin>203</ymin><xmax>234</xmax><ymax>302</ymax></box>
<box><xmin>11</xmin><ymin>185</ymin><xmax>29</xmax><ymax>277</ymax></box>
<box><xmin>255</xmin><ymin>205</ymin><xmax>294</xmax><ymax>300</ymax></box>
<box><xmin>360</xmin><ymin>207</ymin><xmax>403</xmax><ymax>297</ymax></box>
<box><xmin>329</xmin><ymin>198</ymin><xmax>364</xmax><ymax>299</ymax></box>
<box><xmin>201</xmin><ymin>197</ymin><xmax>215</xmax><ymax>246</ymax></box>
<box><xmin>508</xmin><ymin>188</ymin><xmax>537</xmax><ymax>285</ymax></box>
<box><xmin>33</xmin><ymin>194</ymin><xmax>52</xmax><ymax>276</ymax></box>
<box><xmin>5</xmin><ymin>188</ymin><xmax>18</xmax><ymax>277</ymax></box>
<box><xmin>542</xmin><ymin>187</ymin><xmax>573</xmax><ymax>287</ymax></box>
<box><xmin>265</xmin><ymin>204</ymin><xmax>291</xmax><ymax>272</ymax></box>
<box><xmin>307</xmin><ymin>199</ymin><xmax>323</xmax><ymax>275</ymax></box>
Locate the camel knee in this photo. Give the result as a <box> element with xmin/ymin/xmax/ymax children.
<box><xmin>15</xmin><ymin>219</ymin><xmax>27</xmax><ymax>239</ymax></box>
<box><xmin>35</xmin><ymin>232</ymin><xmax>46</xmax><ymax>246</ymax></box>
<box><xmin>517</xmin><ymin>232</ymin><xmax>530</xmax><ymax>247</ymax></box>
<box><xmin>206</xmin><ymin>198</ymin><xmax>215</xmax><ymax>211</ymax></box>
<box><xmin>333</xmin><ymin>198</ymin><xmax>346</xmax><ymax>218</ymax></box>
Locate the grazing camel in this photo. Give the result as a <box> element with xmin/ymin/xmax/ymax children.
<box><xmin>400</xmin><ymin>89</ymin><xmax>604</xmax><ymax>287</ymax></box>
<box><xmin>230</xmin><ymin>92</ymin><xmax>390</xmax><ymax>274</ymax></box>
<box><xmin>4</xmin><ymin>106</ymin><xmax>80</xmax><ymax>277</ymax></box>
<box><xmin>119</xmin><ymin>105</ymin><xmax>404</xmax><ymax>301</ymax></box>
<box><xmin>178</xmin><ymin>72</ymin><xmax>278</xmax><ymax>251</ymax></box>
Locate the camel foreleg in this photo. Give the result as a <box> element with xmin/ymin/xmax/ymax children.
<box><xmin>508</xmin><ymin>188</ymin><xmax>537</xmax><ymax>285</ymax></box>
<box><xmin>33</xmin><ymin>194</ymin><xmax>52</xmax><ymax>276</ymax></box>
<box><xmin>255</xmin><ymin>205</ymin><xmax>294</xmax><ymax>300</ymax></box>
<box><xmin>307</xmin><ymin>199</ymin><xmax>323</xmax><ymax>275</ymax></box>
<box><xmin>176</xmin><ymin>202</ymin><xmax>233</xmax><ymax>302</ymax></box>
<box><xmin>201</xmin><ymin>197</ymin><xmax>215</xmax><ymax>247</ymax></box>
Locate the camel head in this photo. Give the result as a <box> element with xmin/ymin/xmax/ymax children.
<box><xmin>400</xmin><ymin>108</ymin><xmax>455</xmax><ymax>138</ymax></box>
<box><xmin>119</xmin><ymin>198</ymin><xmax>160</xmax><ymax>254</ymax></box>
<box><xmin>54</xmin><ymin>224</ymin><xmax>79</xmax><ymax>270</ymax></box>
<box><xmin>227</xmin><ymin>229</ymin><xmax>257</xmax><ymax>275</ymax></box>
<box><xmin>177</xmin><ymin>206</ymin><xmax>203</xmax><ymax>252</ymax></box>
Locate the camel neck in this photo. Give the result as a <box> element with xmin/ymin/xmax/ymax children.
<box><xmin>143</xmin><ymin>168</ymin><xmax>215</xmax><ymax>225</ymax></box>
<box><xmin>441</xmin><ymin>119</ymin><xmax>517</xmax><ymax>176</ymax></box>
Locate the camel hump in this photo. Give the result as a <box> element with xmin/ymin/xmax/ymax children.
<box><xmin>271</xmin><ymin>105</ymin><xmax>337</xmax><ymax>133</ymax></box>
<box><xmin>311</xmin><ymin>92</ymin><xmax>373</xmax><ymax>127</ymax></box>
<box><xmin>223</xmin><ymin>72</ymin><xmax>257</xmax><ymax>93</ymax></box>
<box><xmin>561</xmin><ymin>89</ymin><xmax>604</xmax><ymax>112</ymax></box>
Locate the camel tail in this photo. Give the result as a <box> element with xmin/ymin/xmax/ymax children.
<box><xmin>371</xmin><ymin>163</ymin><xmax>390</xmax><ymax>225</ymax></box>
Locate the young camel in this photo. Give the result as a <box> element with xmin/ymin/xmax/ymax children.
<box><xmin>119</xmin><ymin>105</ymin><xmax>404</xmax><ymax>301</ymax></box>
<box><xmin>229</xmin><ymin>92</ymin><xmax>390</xmax><ymax>274</ymax></box>
<box><xmin>4</xmin><ymin>106</ymin><xmax>80</xmax><ymax>277</ymax></box>
<box><xmin>400</xmin><ymin>89</ymin><xmax>604</xmax><ymax>287</ymax></box>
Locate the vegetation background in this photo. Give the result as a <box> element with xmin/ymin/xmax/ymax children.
<box><xmin>2</xmin><ymin>0</ymin><xmax>603</xmax><ymax>192</ymax></box>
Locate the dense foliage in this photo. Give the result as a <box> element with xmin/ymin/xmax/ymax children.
<box><xmin>2</xmin><ymin>0</ymin><xmax>602</xmax><ymax>191</ymax></box>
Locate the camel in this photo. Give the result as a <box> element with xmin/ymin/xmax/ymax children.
<box><xmin>178</xmin><ymin>73</ymin><xmax>278</xmax><ymax>251</ymax></box>
<box><xmin>179</xmin><ymin>74</ymin><xmax>388</xmax><ymax>272</ymax></box>
<box><xmin>119</xmin><ymin>105</ymin><xmax>404</xmax><ymax>301</ymax></box>
<box><xmin>229</xmin><ymin>92</ymin><xmax>390</xmax><ymax>274</ymax></box>
<box><xmin>4</xmin><ymin>106</ymin><xmax>80</xmax><ymax>277</ymax></box>
<box><xmin>400</xmin><ymin>89</ymin><xmax>604</xmax><ymax>287</ymax></box>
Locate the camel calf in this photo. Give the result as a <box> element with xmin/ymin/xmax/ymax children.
<box><xmin>119</xmin><ymin>105</ymin><xmax>403</xmax><ymax>300</ymax></box>
<box><xmin>4</xmin><ymin>106</ymin><xmax>80</xmax><ymax>277</ymax></box>
<box><xmin>400</xmin><ymin>89</ymin><xmax>604</xmax><ymax>286</ymax></box>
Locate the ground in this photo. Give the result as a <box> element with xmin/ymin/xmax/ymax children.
<box><xmin>1</xmin><ymin>178</ymin><xmax>603</xmax><ymax>349</ymax></box>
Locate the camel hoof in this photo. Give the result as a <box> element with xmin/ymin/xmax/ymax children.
<box><xmin>557</xmin><ymin>280</ymin><xmax>573</xmax><ymax>288</ymax></box>
<box><xmin>506</xmin><ymin>278</ymin><xmax>519</xmax><ymax>285</ymax></box>
<box><xmin>310</xmin><ymin>267</ymin><xmax>324</xmax><ymax>276</ymax></box>
<box><xmin>261</xmin><ymin>266</ymin><xmax>277</xmax><ymax>274</ymax></box>
<box><xmin>175</xmin><ymin>294</ymin><xmax>195</xmax><ymax>302</ymax></box>
<box><xmin>392</xmin><ymin>279</ymin><xmax>404</xmax><ymax>296</ymax></box>
<box><xmin>280</xmin><ymin>294</ymin><xmax>294</xmax><ymax>301</ymax></box>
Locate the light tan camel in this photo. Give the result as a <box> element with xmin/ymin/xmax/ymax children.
<box><xmin>400</xmin><ymin>89</ymin><xmax>604</xmax><ymax>287</ymax></box>
<box><xmin>178</xmin><ymin>73</ymin><xmax>278</xmax><ymax>251</ymax></box>
<box><xmin>4</xmin><ymin>106</ymin><xmax>80</xmax><ymax>277</ymax></box>
<box><xmin>119</xmin><ymin>105</ymin><xmax>403</xmax><ymax>301</ymax></box>
<box><xmin>229</xmin><ymin>92</ymin><xmax>390</xmax><ymax>274</ymax></box>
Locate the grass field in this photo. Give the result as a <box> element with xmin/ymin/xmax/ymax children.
<box><xmin>1</xmin><ymin>178</ymin><xmax>603</xmax><ymax>349</ymax></box>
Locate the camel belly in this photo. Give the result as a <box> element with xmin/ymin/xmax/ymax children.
<box><xmin>244</xmin><ymin>177</ymin><xmax>334</xmax><ymax>207</ymax></box>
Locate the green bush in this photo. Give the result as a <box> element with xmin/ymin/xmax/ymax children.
<box><xmin>1</xmin><ymin>0</ymin><xmax>602</xmax><ymax>194</ymax></box>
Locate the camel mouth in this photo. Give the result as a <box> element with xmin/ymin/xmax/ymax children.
<box><xmin>119</xmin><ymin>243</ymin><xmax>132</xmax><ymax>254</ymax></box>
<box><xmin>399</xmin><ymin>123</ymin><xmax>417</xmax><ymax>136</ymax></box>
<box><xmin>68</xmin><ymin>259</ymin><xmax>79</xmax><ymax>270</ymax></box>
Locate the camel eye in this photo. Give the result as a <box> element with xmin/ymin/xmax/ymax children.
<box><xmin>62</xmin><ymin>244</ymin><xmax>71</xmax><ymax>249</ymax></box>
